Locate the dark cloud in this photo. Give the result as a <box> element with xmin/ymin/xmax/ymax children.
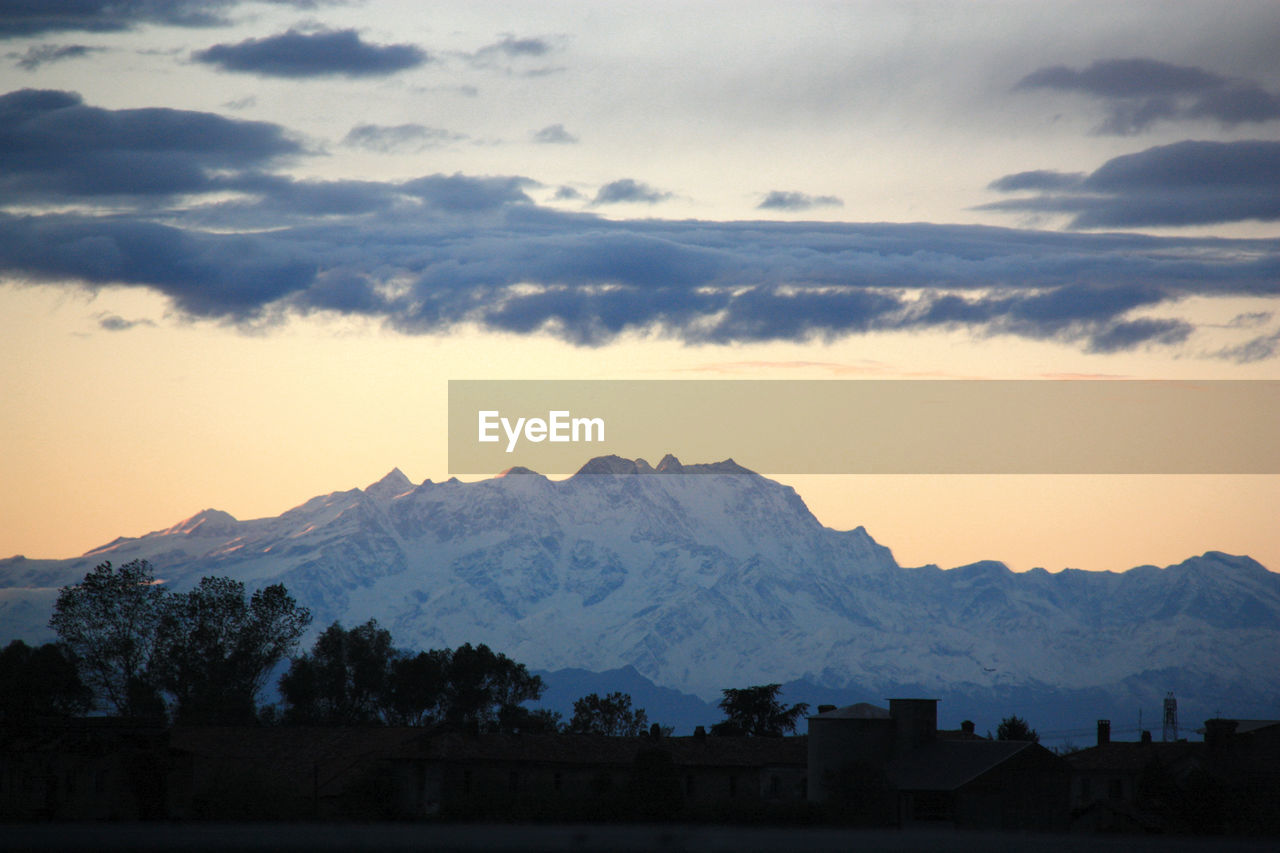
<box><xmin>1212</xmin><ymin>329</ymin><xmax>1280</xmax><ymax>364</ymax></box>
<box><xmin>1017</xmin><ymin>58</ymin><xmax>1226</xmax><ymax>99</ymax></box>
<box><xmin>1084</xmin><ymin>317</ymin><xmax>1192</xmax><ymax>353</ymax></box>
<box><xmin>553</xmin><ymin>185</ymin><xmax>584</xmax><ymax>201</ymax></box>
<box><xmin>1186</xmin><ymin>85</ymin><xmax>1280</xmax><ymax>126</ymax></box>
<box><xmin>2</xmin><ymin>91</ymin><xmax>1278</xmax><ymax>357</ymax></box>
<box><xmin>591</xmin><ymin>179</ymin><xmax>671</xmax><ymax>205</ymax></box>
<box><xmin>0</xmin><ymin>0</ymin><xmax>314</xmax><ymax>37</ymax></box>
<box><xmin>987</xmin><ymin>170</ymin><xmax>1084</xmax><ymax>192</ymax></box>
<box><xmin>401</xmin><ymin>174</ymin><xmax>536</xmax><ymax>212</ymax></box>
<box><xmin>96</xmin><ymin>312</ymin><xmax>153</xmax><ymax>331</ymax></box>
<box><xmin>983</xmin><ymin>140</ymin><xmax>1280</xmax><ymax>228</ymax></box>
<box><xmin>11</xmin><ymin>43</ymin><xmax>100</xmax><ymax>70</ymax></box>
<box><xmin>1016</xmin><ymin>58</ymin><xmax>1280</xmax><ymax>134</ymax></box>
<box><xmin>193</xmin><ymin>29</ymin><xmax>427</xmax><ymax>78</ymax></box>
<box><xmin>343</xmin><ymin>123</ymin><xmax>466</xmax><ymax>152</ymax></box>
<box><xmin>757</xmin><ymin>190</ymin><xmax>843</xmax><ymax>211</ymax></box>
<box><xmin>532</xmin><ymin>123</ymin><xmax>577</xmax><ymax>144</ymax></box>
<box><xmin>0</xmin><ymin>88</ymin><xmax>302</xmax><ymax>202</ymax></box>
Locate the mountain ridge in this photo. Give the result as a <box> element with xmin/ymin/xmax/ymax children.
<box><xmin>1</xmin><ymin>455</ymin><xmax>1276</xmax><ymax>728</ymax></box>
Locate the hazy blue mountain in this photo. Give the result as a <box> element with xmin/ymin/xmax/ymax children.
<box><xmin>3</xmin><ymin>455</ymin><xmax>1277</xmax><ymax>738</ymax></box>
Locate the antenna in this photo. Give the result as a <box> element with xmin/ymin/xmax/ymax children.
<box><xmin>1162</xmin><ymin>692</ymin><xmax>1178</xmax><ymax>742</ymax></box>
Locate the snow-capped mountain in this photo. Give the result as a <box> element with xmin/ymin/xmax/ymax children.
<box><xmin>3</xmin><ymin>455</ymin><xmax>1278</xmax><ymax>727</ymax></box>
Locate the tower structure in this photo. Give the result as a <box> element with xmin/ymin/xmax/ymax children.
<box><xmin>1162</xmin><ymin>692</ymin><xmax>1178</xmax><ymax>742</ymax></box>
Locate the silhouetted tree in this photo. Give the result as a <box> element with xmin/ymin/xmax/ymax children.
<box><xmin>152</xmin><ymin>576</ymin><xmax>311</xmax><ymax>724</ymax></box>
<box><xmin>445</xmin><ymin>642</ymin><xmax>545</xmax><ymax>732</ymax></box>
<box><xmin>996</xmin><ymin>714</ymin><xmax>1039</xmax><ymax>742</ymax></box>
<box><xmin>49</xmin><ymin>559</ymin><xmax>165</xmax><ymax>715</ymax></box>
<box><xmin>712</xmin><ymin>684</ymin><xmax>808</xmax><ymax>737</ymax></box>
<box><xmin>0</xmin><ymin>639</ymin><xmax>92</xmax><ymax>722</ymax></box>
<box><xmin>280</xmin><ymin>620</ymin><xmax>397</xmax><ymax>724</ymax></box>
<box><xmin>568</xmin><ymin>691</ymin><xmax>649</xmax><ymax>736</ymax></box>
<box><xmin>385</xmin><ymin>648</ymin><xmax>451</xmax><ymax>726</ymax></box>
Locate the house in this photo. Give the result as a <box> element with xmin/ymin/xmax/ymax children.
<box><xmin>365</xmin><ymin>729</ymin><xmax>807</xmax><ymax>819</ymax></box>
<box><xmin>807</xmin><ymin>698</ymin><xmax>1070</xmax><ymax>831</ymax></box>
<box><xmin>167</xmin><ymin>726</ymin><xmax>807</xmax><ymax>820</ymax></box>
<box><xmin>1065</xmin><ymin>717</ymin><xmax>1280</xmax><ymax>835</ymax></box>
<box><xmin>0</xmin><ymin>717</ymin><xmax>168</xmax><ymax>821</ymax></box>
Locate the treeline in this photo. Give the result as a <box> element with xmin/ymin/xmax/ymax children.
<box><xmin>3</xmin><ymin>559</ymin><xmax>810</xmax><ymax>737</ymax></box>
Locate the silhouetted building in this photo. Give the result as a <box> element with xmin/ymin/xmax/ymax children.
<box><xmin>808</xmin><ymin>698</ymin><xmax>1070</xmax><ymax>831</ymax></box>
<box><xmin>0</xmin><ymin>718</ymin><xmax>167</xmax><ymax>821</ymax></box>
<box><xmin>1066</xmin><ymin>716</ymin><xmax>1280</xmax><ymax>834</ymax></box>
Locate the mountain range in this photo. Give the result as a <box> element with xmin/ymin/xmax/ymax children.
<box><xmin>3</xmin><ymin>455</ymin><xmax>1278</xmax><ymax>738</ymax></box>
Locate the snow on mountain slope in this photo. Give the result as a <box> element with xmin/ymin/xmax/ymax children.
<box><xmin>1</xmin><ymin>457</ymin><xmax>1277</xmax><ymax>712</ymax></box>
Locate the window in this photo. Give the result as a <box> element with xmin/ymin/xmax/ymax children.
<box><xmin>1108</xmin><ymin>778</ymin><xmax>1123</xmax><ymax>800</ymax></box>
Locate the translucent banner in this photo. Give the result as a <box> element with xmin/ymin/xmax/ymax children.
<box><xmin>447</xmin><ymin>380</ymin><xmax>1280</xmax><ymax>475</ymax></box>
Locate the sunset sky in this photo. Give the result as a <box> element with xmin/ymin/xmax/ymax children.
<box><xmin>1</xmin><ymin>1</ymin><xmax>1278</xmax><ymax>573</ymax></box>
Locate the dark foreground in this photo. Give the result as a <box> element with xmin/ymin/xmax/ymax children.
<box><xmin>1</xmin><ymin>824</ymin><xmax>1277</xmax><ymax>853</ymax></box>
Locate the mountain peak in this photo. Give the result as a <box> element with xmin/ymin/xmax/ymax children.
<box><xmin>166</xmin><ymin>508</ymin><xmax>239</xmax><ymax>537</ymax></box>
<box><xmin>655</xmin><ymin>453</ymin><xmax>684</xmax><ymax>473</ymax></box>
<box><xmin>364</xmin><ymin>468</ymin><xmax>413</xmax><ymax>500</ymax></box>
<box><xmin>679</xmin><ymin>458</ymin><xmax>755</xmax><ymax>475</ymax></box>
<box><xmin>572</xmin><ymin>454</ymin><xmax>756</xmax><ymax>477</ymax></box>
<box><xmin>573</xmin><ymin>454</ymin><xmax>653</xmax><ymax>476</ymax></box>
<box><xmin>497</xmin><ymin>466</ymin><xmax>547</xmax><ymax>478</ymax></box>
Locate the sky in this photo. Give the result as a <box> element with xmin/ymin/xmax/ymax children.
<box><xmin>1</xmin><ymin>0</ymin><xmax>1278</xmax><ymax>573</ymax></box>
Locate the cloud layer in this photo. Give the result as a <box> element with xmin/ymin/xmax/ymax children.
<box><xmin>0</xmin><ymin>0</ymin><xmax>309</xmax><ymax>37</ymax></box>
<box><xmin>2</xmin><ymin>90</ymin><xmax>1278</xmax><ymax>359</ymax></box>
<box><xmin>985</xmin><ymin>139</ymin><xmax>1280</xmax><ymax>228</ymax></box>
<box><xmin>194</xmin><ymin>29</ymin><xmax>428</xmax><ymax>78</ymax></box>
<box><xmin>1017</xmin><ymin>58</ymin><xmax>1280</xmax><ymax>134</ymax></box>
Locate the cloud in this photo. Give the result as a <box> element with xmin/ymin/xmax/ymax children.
<box><xmin>986</xmin><ymin>170</ymin><xmax>1084</xmax><ymax>192</ymax></box>
<box><xmin>193</xmin><ymin>29</ymin><xmax>427</xmax><ymax>78</ymax></box>
<box><xmin>532</xmin><ymin>123</ymin><xmax>577</xmax><ymax>144</ymax></box>
<box><xmin>401</xmin><ymin>173</ymin><xmax>536</xmax><ymax>212</ymax></box>
<box><xmin>2</xmin><ymin>91</ymin><xmax>1278</xmax><ymax>357</ymax></box>
<box><xmin>11</xmin><ymin>43</ymin><xmax>101</xmax><ymax>70</ymax></box>
<box><xmin>0</xmin><ymin>88</ymin><xmax>302</xmax><ymax>202</ymax></box>
<box><xmin>591</xmin><ymin>179</ymin><xmax>671</xmax><ymax>205</ymax></box>
<box><xmin>474</xmin><ymin>35</ymin><xmax>552</xmax><ymax>60</ymax></box>
<box><xmin>96</xmin><ymin>312</ymin><xmax>153</xmax><ymax>331</ymax></box>
<box><xmin>463</xmin><ymin>35</ymin><xmax>563</xmax><ymax>77</ymax></box>
<box><xmin>983</xmin><ymin>140</ymin><xmax>1280</xmax><ymax>228</ymax></box>
<box><xmin>757</xmin><ymin>191</ymin><xmax>843</xmax><ymax>211</ymax></box>
<box><xmin>1210</xmin><ymin>329</ymin><xmax>1280</xmax><ymax>364</ymax></box>
<box><xmin>343</xmin><ymin>123</ymin><xmax>466</xmax><ymax>152</ymax></box>
<box><xmin>553</xmin><ymin>185</ymin><xmax>584</xmax><ymax>200</ymax></box>
<box><xmin>0</xmin><ymin>0</ymin><xmax>314</xmax><ymax>37</ymax></box>
<box><xmin>1016</xmin><ymin>58</ymin><xmax>1280</xmax><ymax>134</ymax></box>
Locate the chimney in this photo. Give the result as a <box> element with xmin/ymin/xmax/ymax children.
<box><xmin>1141</xmin><ymin>730</ymin><xmax>1152</xmax><ymax>744</ymax></box>
<box><xmin>1097</xmin><ymin>719</ymin><xmax>1111</xmax><ymax>745</ymax></box>
<box><xmin>960</xmin><ymin>720</ymin><xmax>975</xmax><ymax>735</ymax></box>
<box><xmin>694</xmin><ymin>725</ymin><xmax>707</xmax><ymax>740</ymax></box>
<box><xmin>649</xmin><ymin>722</ymin><xmax>661</xmax><ymax>739</ymax></box>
